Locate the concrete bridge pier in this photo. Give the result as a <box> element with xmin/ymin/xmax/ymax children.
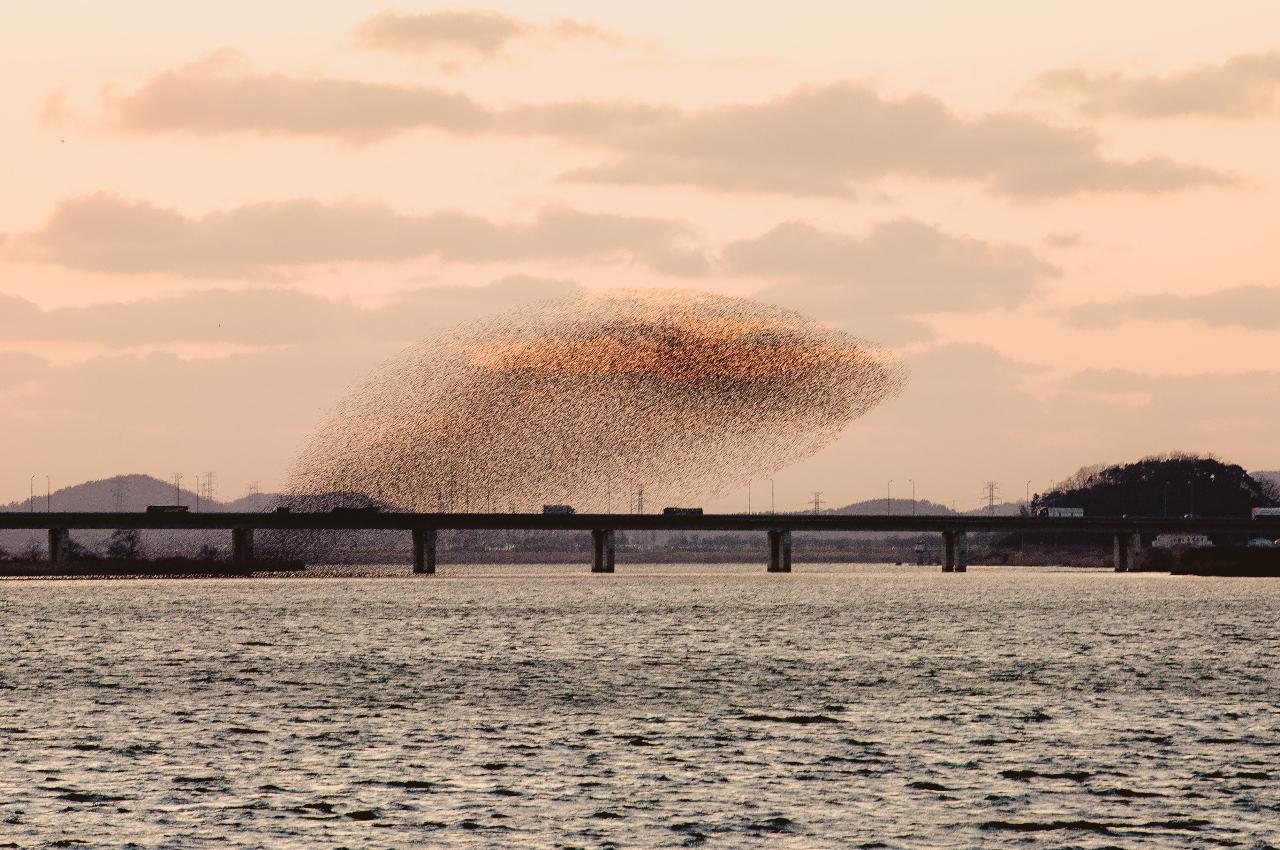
<box><xmin>232</xmin><ymin>528</ymin><xmax>254</xmax><ymax>567</ymax></box>
<box><xmin>412</xmin><ymin>528</ymin><xmax>438</xmax><ymax>574</ymax></box>
<box><xmin>1114</xmin><ymin>532</ymin><xmax>1139</xmax><ymax>572</ymax></box>
<box><xmin>941</xmin><ymin>531</ymin><xmax>968</xmax><ymax>573</ymax></box>
<box><xmin>767</xmin><ymin>530</ymin><xmax>792</xmax><ymax>572</ymax></box>
<box><xmin>48</xmin><ymin>528</ymin><xmax>69</xmax><ymax>565</ymax></box>
<box><xmin>592</xmin><ymin>528</ymin><xmax>616</xmax><ymax>573</ymax></box>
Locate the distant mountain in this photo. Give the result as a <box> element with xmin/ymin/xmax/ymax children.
<box><xmin>0</xmin><ymin>473</ymin><xmax>290</xmax><ymax>514</ymax></box>
<box><xmin>825</xmin><ymin>497</ymin><xmax>1027</xmax><ymax>517</ymax></box>
<box><xmin>2</xmin><ymin>474</ymin><xmax>202</xmax><ymax>513</ymax></box>
<box><xmin>826</xmin><ymin>498</ymin><xmax>958</xmax><ymax>516</ymax></box>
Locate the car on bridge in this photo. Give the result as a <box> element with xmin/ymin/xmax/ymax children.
<box><xmin>542</xmin><ymin>505</ymin><xmax>576</xmax><ymax>515</ymax></box>
<box><xmin>662</xmin><ymin>507</ymin><xmax>704</xmax><ymax>515</ymax></box>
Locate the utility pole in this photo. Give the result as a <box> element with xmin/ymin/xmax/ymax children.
<box><xmin>747</xmin><ymin>481</ymin><xmax>752</xmax><ymax>515</ymax></box>
<box><xmin>770</xmin><ymin>478</ymin><xmax>775</xmax><ymax>514</ymax></box>
<box><xmin>29</xmin><ymin>474</ymin><xmax>35</xmax><ymax>513</ymax></box>
<box><xmin>173</xmin><ymin>473</ymin><xmax>183</xmax><ymax>506</ymax></box>
<box><xmin>46</xmin><ymin>475</ymin><xmax>50</xmax><ymax>512</ymax></box>
<box><xmin>811</xmin><ymin>491</ymin><xmax>823</xmax><ymax>514</ymax></box>
<box><xmin>636</xmin><ymin>485</ymin><xmax>644</xmax><ymax>514</ymax></box>
<box><xmin>909</xmin><ymin>478</ymin><xmax>916</xmax><ymax>516</ymax></box>
<box><xmin>886</xmin><ymin>479</ymin><xmax>893</xmax><ymax>516</ymax></box>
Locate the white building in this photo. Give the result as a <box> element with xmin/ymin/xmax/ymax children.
<box><xmin>1153</xmin><ymin>533</ymin><xmax>1213</xmax><ymax>549</ymax></box>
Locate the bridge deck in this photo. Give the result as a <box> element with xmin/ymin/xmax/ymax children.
<box><xmin>1</xmin><ymin>511</ymin><xmax>1276</xmax><ymax>535</ymax></box>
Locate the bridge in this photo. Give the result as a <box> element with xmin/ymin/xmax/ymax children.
<box><xmin>3</xmin><ymin>511</ymin><xmax>1277</xmax><ymax>574</ymax></box>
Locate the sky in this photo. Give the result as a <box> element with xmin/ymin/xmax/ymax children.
<box><xmin>2</xmin><ymin>1</ymin><xmax>1279</xmax><ymax>511</ymax></box>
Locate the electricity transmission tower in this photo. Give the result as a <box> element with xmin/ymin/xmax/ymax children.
<box><xmin>983</xmin><ymin>481</ymin><xmax>1001</xmax><ymax>516</ymax></box>
<box><xmin>811</xmin><ymin>491</ymin><xmax>823</xmax><ymax>514</ymax></box>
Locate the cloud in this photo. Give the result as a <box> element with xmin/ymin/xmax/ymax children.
<box><xmin>1064</xmin><ymin>369</ymin><xmax>1280</xmax><ymax>439</ymax></box>
<box><xmin>725</xmin><ymin>219</ymin><xmax>1054</xmax><ymax>342</ymax></box>
<box><xmin>87</xmin><ymin>61</ymin><xmax>1228</xmax><ymax>198</ymax></box>
<box><xmin>532</xmin><ymin>83</ymin><xmax>1232</xmax><ymax>198</ymax></box>
<box><xmin>0</xmin><ymin>278</ymin><xmax>582</xmax><ymax>348</ymax></box>
<box><xmin>102</xmin><ymin>50</ymin><xmax>490</xmax><ymax>141</ymax></box>
<box><xmin>1036</xmin><ymin>51</ymin><xmax>1280</xmax><ymax>117</ymax></box>
<box><xmin>0</xmin><ymin>351</ymin><xmax>48</xmax><ymax>391</ymax></box>
<box><xmin>23</xmin><ymin>193</ymin><xmax>709</xmax><ymax>277</ymax></box>
<box><xmin>1064</xmin><ymin>286</ymin><xmax>1280</xmax><ymax>330</ymax></box>
<box><xmin>353</xmin><ymin>10</ymin><xmax>624</xmax><ymax>58</ymax></box>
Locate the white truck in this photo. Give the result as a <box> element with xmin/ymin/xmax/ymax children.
<box><xmin>1251</xmin><ymin>507</ymin><xmax>1280</xmax><ymax>519</ymax></box>
<box><xmin>1038</xmin><ymin>507</ymin><xmax>1085</xmax><ymax>518</ymax></box>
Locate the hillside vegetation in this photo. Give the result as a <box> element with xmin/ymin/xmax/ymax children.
<box><xmin>1033</xmin><ymin>454</ymin><xmax>1278</xmax><ymax>518</ymax></box>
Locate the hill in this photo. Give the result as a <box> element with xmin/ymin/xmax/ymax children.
<box><xmin>826</xmin><ymin>498</ymin><xmax>956</xmax><ymax>516</ymax></box>
<box><xmin>1</xmin><ymin>474</ymin><xmax>288</xmax><ymax>514</ymax></box>
<box><xmin>2</xmin><ymin>474</ymin><xmax>204</xmax><ymax>513</ymax></box>
<box><xmin>1036</xmin><ymin>454</ymin><xmax>1276</xmax><ymax>518</ymax></box>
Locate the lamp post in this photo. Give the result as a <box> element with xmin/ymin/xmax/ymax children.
<box><xmin>770</xmin><ymin>478</ymin><xmax>775</xmax><ymax>514</ymax></box>
<box><xmin>45</xmin><ymin>476</ymin><xmax>50</xmax><ymax>512</ymax></box>
<box><xmin>29</xmin><ymin>474</ymin><xmax>35</xmax><ymax>513</ymax></box>
<box><xmin>909</xmin><ymin>478</ymin><xmax>916</xmax><ymax>516</ymax></box>
<box><xmin>886</xmin><ymin>479</ymin><xmax>893</xmax><ymax>516</ymax></box>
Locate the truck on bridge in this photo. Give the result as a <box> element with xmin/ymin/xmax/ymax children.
<box><xmin>1039</xmin><ymin>507</ymin><xmax>1085</xmax><ymax>518</ymax></box>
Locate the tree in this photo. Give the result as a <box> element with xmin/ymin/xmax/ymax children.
<box><xmin>106</xmin><ymin>529</ymin><xmax>141</xmax><ymax>560</ymax></box>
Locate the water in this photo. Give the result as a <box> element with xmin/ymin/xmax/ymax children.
<box><xmin>1</xmin><ymin>564</ymin><xmax>1278</xmax><ymax>848</ymax></box>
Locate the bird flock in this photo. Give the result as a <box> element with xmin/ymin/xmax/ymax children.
<box><xmin>288</xmin><ymin>289</ymin><xmax>906</xmax><ymax>513</ymax></box>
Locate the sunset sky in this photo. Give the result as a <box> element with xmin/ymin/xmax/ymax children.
<box><xmin>3</xmin><ymin>1</ymin><xmax>1279</xmax><ymax>510</ymax></box>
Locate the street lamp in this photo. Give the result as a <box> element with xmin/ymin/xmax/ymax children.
<box><xmin>886</xmin><ymin>479</ymin><xmax>893</xmax><ymax>516</ymax></box>
<box><xmin>29</xmin><ymin>474</ymin><xmax>35</xmax><ymax>513</ymax></box>
<box><xmin>908</xmin><ymin>478</ymin><xmax>916</xmax><ymax>516</ymax></box>
<box><xmin>45</xmin><ymin>475</ymin><xmax>50</xmax><ymax>512</ymax></box>
<box><xmin>770</xmin><ymin>478</ymin><xmax>775</xmax><ymax>514</ymax></box>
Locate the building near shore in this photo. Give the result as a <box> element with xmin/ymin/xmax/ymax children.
<box><xmin>1154</xmin><ymin>533</ymin><xmax>1213</xmax><ymax>549</ymax></box>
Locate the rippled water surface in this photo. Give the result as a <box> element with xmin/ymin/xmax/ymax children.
<box><xmin>2</xmin><ymin>564</ymin><xmax>1279</xmax><ymax>848</ymax></box>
